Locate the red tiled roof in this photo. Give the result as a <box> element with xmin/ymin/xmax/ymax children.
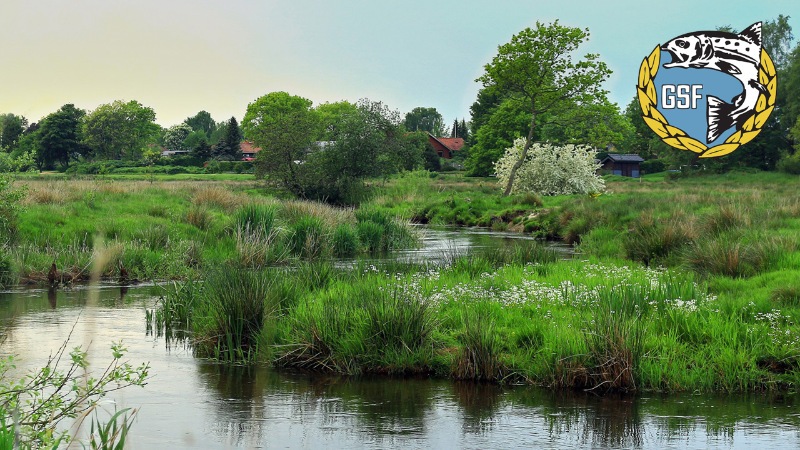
<box><xmin>436</xmin><ymin>137</ymin><xmax>464</xmax><ymax>152</ymax></box>
<box><xmin>241</xmin><ymin>141</ymin><xmax>261</xmax><ymax>154</ymax></box>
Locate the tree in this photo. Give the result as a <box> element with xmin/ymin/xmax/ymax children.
<box><xmin>495</xmin><ymin>138</ymin><xmax>604</xmax><ymax>196</ymax></box>
<box><xmin>82</xmin><ymin>100</ymin><xmax>159</xmax><ymax>160</ymax></box>
<box><xmin>315</xmin><ymin>101</ymin><xmax>358</xmax><ymax>140</ymax></box>
<box><xmin>475</xmin><ymin>21</ymin><xmax>611</xmax><ymax>195</ymax></box>
<box><xmin>37</xmin><ymin>104</ymin><xmax>87</xmax><ymax>169</ymax></box>
<box><xmin>213</xmin><ymin>116</ymin><xmax>242</xmax><ymax>161</ymax></box>
<box><xmin>192</xmin><ymin>139</ymin><xmax>212</xmax><ymax>162</ymax></box>
<box><xmin>539</xmin><ymin>100</ymin><xmax>634</xmax><ymax>149</ymax></box>
<box><xmin>0</xmin><ymin>113</ymin><xmax>27</xmax><ymax>151</ymax></box>
<box><xmin>763</xmin><ymin>15</ymin><xmax>794</xmax><ymax>70</ymax></box>
<box><xmin>305</xmin><ymin>98</ymin><xmax>413</xmax><ymax>204</ymax></box>
<box><xmin>163</xmin><ymin>123</ymin><xmax>193</xmax><ymax>151</ymax></box>
<box><xmin>183</xmin><ymin>110</ymin><xmax>216</xmax><ymax>137</ymax></box>
<box><xmin>403</xmin><ymin>107</ymin><xmax>446</xmax><ymax>136</ymax></box>
<box><xmin>243</xmin><ymin>92</ymin><xmax>318</xmax><ymax>196</ymax></box>
<box><xmin>466</xmin><ymin>97</ymin><xmax>531</xmax><ymax>176</ymax></box>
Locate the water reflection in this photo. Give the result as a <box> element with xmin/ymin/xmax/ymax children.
<box><xmin>47</xmin><ymin>287</ymin><xmax>57</xmax><ymax>309</ymax></box>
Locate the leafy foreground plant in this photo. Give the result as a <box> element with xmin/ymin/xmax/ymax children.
<box><xmin>0</xmin><ymin>334</ymin><xmax>149</xmax><ymax>448</ymax></box>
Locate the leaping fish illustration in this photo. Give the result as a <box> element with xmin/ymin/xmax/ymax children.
<box><xmin>661</xmin><ymin>22</ymin><xmax>766</xmax><ymax>143</ymax></box>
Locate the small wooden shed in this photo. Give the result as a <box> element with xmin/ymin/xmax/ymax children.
<box><xmin>601</xmin><ymin>154</ymin><xmax>645</xmax><ymax>178</ymax></box>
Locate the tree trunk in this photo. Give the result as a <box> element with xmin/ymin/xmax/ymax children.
<box><xmin>502</xmin><ymin>112</ymin><xmax>537</xmax><ymax>196</ymax></box>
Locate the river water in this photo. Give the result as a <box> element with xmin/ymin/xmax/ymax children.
<box><xmin>1</xmin><ymin>230</ymin><xmax>799</xmax><ymax>449</ymax></box>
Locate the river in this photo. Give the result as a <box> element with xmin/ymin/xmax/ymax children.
<box><xmin>1</xmin><ymin>229</ymin><xmax>798</xmax><ymax>449</ymax></box>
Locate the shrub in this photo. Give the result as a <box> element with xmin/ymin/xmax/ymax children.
<box><xmin>640</xmin><ymin>159</ymin><xmax>666</xmax><ymax>174</ymax></box>
<box><xmin>777</xmin><ymin>152</ymin><xmax>800</xmax><ymax>175</ymax></box>
<box><xmin>494</xmin><ymin>138</ymin><xmax>605</xmax><ymax>196</ymax></box>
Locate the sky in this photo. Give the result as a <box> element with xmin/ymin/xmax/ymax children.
<box><xmin>0</xmin><ymin>0</ymin><xmax>797</xmax><ymax>128</ymax></box>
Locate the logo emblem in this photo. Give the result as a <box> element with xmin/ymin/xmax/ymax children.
<box><xmin>637</xmin><ymin>22</ymin><xmax>777</xmax><ymax>158</ymax></box>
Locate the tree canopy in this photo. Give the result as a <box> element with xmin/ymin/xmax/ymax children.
<box><xmin>82</xmin><ymin>100</ymin><xmax>159</xmax><ymax>160</ymax></box>
<box><xmin>243</xmin><ymin>92</ymin><xmax>318</xmax><ymax>196</ymax></box>
<box><xmin>403</xmin><ymin>107</ymin><xmax>446</xmax><ymax>136</ymax></box>
<box><xmin>471</xmin><ymin>20</ymin><xmax>612</xmax><ymax>194</ymax></box>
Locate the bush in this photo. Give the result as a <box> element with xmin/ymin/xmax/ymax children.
<box><xmin>640</xmin><ymin>159</ymin><xmax>666</xmax><ymax>174</ymax></box>
<box><xmin>494</xmin><ymin>138</ymin><xmax>605</xmax><ymax>195</ymax></box>
<box><xmin>777</xmin><ymin>153</ymin><xmax>800</xmax><ymax>175</ymax></box>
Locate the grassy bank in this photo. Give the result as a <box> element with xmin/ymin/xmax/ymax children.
<box><xmin>1</xmin><ymin>177</ymin><xmax>416</xmax><ymax>286</ymax></box>
<box><xmin>150</xmin><ymin>245</ymin><xmax>800</xmax><ymax>393</ymax></box>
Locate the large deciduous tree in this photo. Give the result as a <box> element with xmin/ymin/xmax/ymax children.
<box><xmin>38</xmin><ymin>104</ymin><xmax>87</xmax><ymax>169</ymax></box>
<box><xmin>243</xmin><ymin>92</ymin><xmax>318</xmax><ymax>196</ymax></box>
<box><xmin>82</xmin><ymin>100</ymin><xmax>159</xmax><ymax>160</ymax></box>
<box><xmin>403</xmin><ymin>107</ymin><xmax>446</xmax><ymax>136</ymax></box>
<box><xmin>0</xmin><ymin>114</ymin><xmax>28</xmax><ymax>151</ymax></box>
<box><xmin>474</xmin><ymin>21</ymin><xmax>611</xmax><ymax>195</ymax></box>
<box><xmin>183</xmin><ymin>111</ymin><xmax>216</xmax><ymax>137</ymax></box>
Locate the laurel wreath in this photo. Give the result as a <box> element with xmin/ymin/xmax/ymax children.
<box><xmin>637</xmin><ymin>46</ymin><xmax>777</xmax><ymax>158</ymax></box>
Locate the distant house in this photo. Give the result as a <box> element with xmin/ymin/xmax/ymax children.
<box><xmin>160</xmin><ymin>149</ymin><xmax>190</xmax><ymax>157</ymax></box>
<box><xmin>427</xmin><ymin>133</ymin><xmax>464</xmax><ymax>159</ymax></box>
<box><xmin>241</xmin><ymin>141</ymin><xmax>261</xmax><ymax>161</ymax></box>
<box><xmin>601</xmin><ymin>154</ymin><xmax>645</xmax><ymax>178</ymax></box>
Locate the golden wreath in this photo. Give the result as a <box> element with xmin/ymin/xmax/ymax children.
<box><xmin>637</xmin><ymin>45</ymin><xmax>777</xmax><ymax>158</ymax></box>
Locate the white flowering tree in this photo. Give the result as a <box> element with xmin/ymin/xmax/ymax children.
<box><xmin>494</xmin><ymin>138</ymin><xmax>604</xmax><ymax>196</ymax></box>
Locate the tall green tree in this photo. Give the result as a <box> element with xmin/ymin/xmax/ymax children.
<box><xmin>183</xmin><ymin>111</ymin><xmax>216</xmax><ymax>137</ymax></box>
<box><xmin>82</xmin><ymin>100</ymin><xmax>159</xmax><ymax>160</ymax></box>
<box><xmin>315</xmin><ymin>101</ymin><xmax>358</xmax><ymax>140</ymax></box>
<box><xmin>403</xmin><ymin>107</ymin><xmax>446</xmax><ymax>136</ymax></box>
<box><xmin>38</xmin><ymin>104</ymin><xmax>86</xmax><ymax>169</ymax></box>
<box><xmin>473</xmin><ymin>21</ymin><xmax>611</xmax><ymax>194</ymax></box>
<box><xmin>212</xmin><ymin>117</ymin><xmax>242</xmax><ymax>160</ymax></box>
<box><xmin>243</xmin><ymin>92</ymin><xmax>318</xmax><ymax>196</ymax></box>
<box><xmin>0</xmin><ymin>114</ymin><xmax>27</xmax><ymax>151</ymax></box>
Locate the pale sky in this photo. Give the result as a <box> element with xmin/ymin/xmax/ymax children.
<box><xmin>0</xmin><ymin>0</ymin><xmax>796</xmax><ymax>127</ymax></box>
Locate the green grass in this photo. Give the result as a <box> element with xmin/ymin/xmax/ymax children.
<box><xmin>151</xmin><ymin>249</ymin><xmax>800</xmax><ymax>393</ymax></box>
<box><xmin>6</xmin><ymin>178</ymin><xmax>418</xmax><ymax>283</ymax></box>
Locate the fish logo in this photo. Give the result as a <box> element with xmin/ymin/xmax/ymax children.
<box><xmin>637</xmin><ymin>22</ymin><xmax>777</xmax><ymax>158</ymax></box>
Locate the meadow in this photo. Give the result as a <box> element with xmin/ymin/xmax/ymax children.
<box><xmin>1</xmin><ymin>174</ymin><xmax>415</xmax><ymax>285</ymax></box>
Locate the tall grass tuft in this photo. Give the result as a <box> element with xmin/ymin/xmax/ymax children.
<box><xmin>582</xmin><ymin>287</ymin><xmax>643</xmax><ymax>393</ymax></box>
<box><xmin>624</xmin><ymin>213</ymin><xmax>695</xmax><ymax>266</ymax></box>
<box><xmin>0</xmin><ymin>251</ymin><xmax>13</xmax><ymax>289</ymax></box>
<box><xmin>233</xmin><ymin>204</ymin><xmax>277</xmax><ymax>235</ymax></box>
<box><xmin>234</xmin><ymin>225</ymin><xmax>285</xmax><ymax>267</ymax></box>
<box><xmin>357</xmin><ymin>221</ymin><xmax>384</xmax><ymax>253</ymax></box>
<box><xmin>288</xmin><ymin>215</ymin><xmax>329</xmax><ymax>259</ymax></box>
<box><xmin>476</xmin><ymin>240</ymin><xmax>560</xmax><ymax>267</ymax></box>
<box><xmin>684</xmin><ymin>235</ymin><xmax>783</xmax><ymax>278</ymax></box>
<box><xmin>452</xmin><ymin>309</ymin><xmax>506</xmax><ymax>382</ymax></box>
<box><xmin>194</xmin><ymin>267</ymin><xmax>280</xmax><ymax>363</ymax></box>
<box><xmin>332</xmin><ymin>224</ymin><xmax>359</xmax><ymax>257</ymax></box>
<box><xmin>363</xmin><ymin>286</ymin><xmax>435</xmax><ymax>372</ymax></box>
<box><xmin>185</xmin><ymin>205</ymin><xmax>213</xmax><ymax>230</ymax></box>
